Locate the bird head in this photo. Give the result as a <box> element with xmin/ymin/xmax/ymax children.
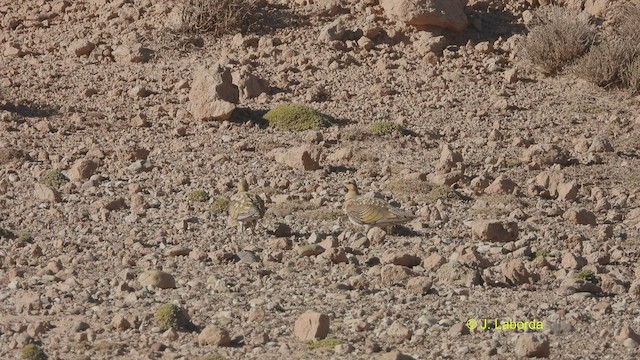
<box><xmin>343</xmin><ymin>180</ymin><xmax>359</xmax><ymax>196</ymax></box>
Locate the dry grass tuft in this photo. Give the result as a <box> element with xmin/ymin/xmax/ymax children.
<box><xmin>519</xmin><ymin>6</ymin><xmax>596</xmax><ymax>74</ymax></box>
<box><xmin>385</xmin><ymin>179</ymin><xmax>434</xmax><ymax>195</ymax></box>
<box><xmin>569</xmin><ymin>4</ymin><xmax>640</xmax><ymax>92</ymax></box>
<box><xmin>572</xmin><ymin>35</ymin><xmax>640</xmax><ymax>88</ymax></box>
<box><xmin>181</xmin><ymin>0</ymin><xmax>254</xmax><ymax>37</ymax></box>
<box><xmin>621</xmin><ymin>57</ymin><xmax>640</xmax><ymax>94</ymax></box>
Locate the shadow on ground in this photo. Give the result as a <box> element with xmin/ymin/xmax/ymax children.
<box><xmin>1</xmin><ymin>100</ymin><xmax>59</xmax><ymax>118</ymax></box>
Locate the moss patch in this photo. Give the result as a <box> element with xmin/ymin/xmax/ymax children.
<box><xmin>533</xmin><ymin>249</ymin><xmax>550</xmax><ymax>259</ymax></box>
<box><xmin>210</xmin><ymin>197</ymin><xmax>229</xmax><ymax>214</ymax></box>
<box><xmin>368</xmin><ymin>121</ymin><xmax>403</xmax><ymax>135</ymax></box>
<box><xmin>188</xmin><ymin>190</ymin><xmax>211</xmax><ymax>202</ymax></box>
<box><xmin>21</xmin><ymin>344</ymin><xmax>47</xmax><ymax>360</ymax></box>
<box><xmin>155</xmin><ymin>303</ymin><xmax>189</xmax><ymax>330</ymax></box>
<box><xmin>307</xmin><ymin>338</ymin><xmax>344</xmax><ymax>349</ymax></box>
<box><xmin>263</xmin><ymin>104</ymin><xmax>335</xmax><ymax>131</ymax></box>
<box><xmin>39</xmin><ymin>170</ymin><xmax>68</xmax><ymax>187</ymax></box>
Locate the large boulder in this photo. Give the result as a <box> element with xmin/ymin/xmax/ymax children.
<box><xmin>380</xmin><ymin>0</ymin><xmax>468</xmax><ymax>32</ymax></box>
<box><xmin>188</xmin><ymin>65</ymin><xmax>239</xmax><ymax>121</ymax></box>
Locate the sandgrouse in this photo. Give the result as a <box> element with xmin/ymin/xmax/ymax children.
<box><xmin>343</xmin><ymin>180</ymin><xmax>416</xmax><ymax>232</ymax></box>
<box><xmin>228</xmin><ymin>179</ymin><xmax>265</xmax><ymax>234</ymax></box>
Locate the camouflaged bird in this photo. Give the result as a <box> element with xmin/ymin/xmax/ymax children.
<box><xmin>343</xmin><ymin>180</ymin><xmax>416</xmax><ymax>232</ymax></box>
<box><xmin>228</xmin><ymin>179</ymin><xmax>265</xmax><ymax>234</ymax></box>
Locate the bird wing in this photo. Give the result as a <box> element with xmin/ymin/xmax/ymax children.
<box><xmin>229</xmin><ymin>192</ymin><xmax>264</xmax><ymax>221</ymax></box>
<box><xmin>249</xmin><ymin>193</ymin><xmax>266</xmax><ymax>217</ymax></box>
<box><xmin>346</xmin><ymin>194</ymin><xmax>417</xmax><ymax>226</ymax></box>
<box><xmin>345</xmin><ymin>197</ymin><xmax>400</xmax><ymax>225</ymax></box>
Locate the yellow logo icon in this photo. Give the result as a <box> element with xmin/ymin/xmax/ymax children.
<box><xmin>465</xmin><ymin>318</ymin><xmax>478</xmax><ymax>330</ymax></box>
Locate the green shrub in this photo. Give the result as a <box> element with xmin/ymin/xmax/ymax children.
<box><xmin>368</xmin><ymin>121</ymin><xmax>403</xmax><ymax>135</ymax></box>
<box><xmin>307</xmin><ymin>338</ymin><xmax>344</xmax><ymax>349</ymax></box>
<box><xmin>188</xmin><ymin>190</ymin><xmax>211</xmax><ymax>202</ymax></box>
<box><xmin>39</xmin><ymin>170</ymin><xmax>68</xmax><ymax>187</ymax></box>
<box><xmin>181</xmin><ymin>0</ymin><xmax>253</xmax><ymax>36</ymax></box>
<box><xmin>533</xmin><ymin>250</ymin><xmax>550</xmax><ymax>259</ymax></box>
<box><xmin>519</xmin><ymin>6</ymin><xmax>595</xmax><ymax>74</ymax></box>
<box><xmin>210</xmin><ymin>197</ymin><xmax>229</xmax><ymax>214</ymax></box>
<box><xmin>263</xmin><ymin>104</ymin><xmax>335</xmax><ymax>131</ymax></box>
<box><xmin>21</xmin><ymin>344</ymin><xmax>47</xmax><ymax>360</ymax></box>
<box><xmin>574</xmin><ymin>269</ymin><xmax>596</xmax><ymax>282</ymax></box>
<box><xmin>155</xmin><ymin>303</ymin><xmax>189</xmax><ymax>330</ymax></box>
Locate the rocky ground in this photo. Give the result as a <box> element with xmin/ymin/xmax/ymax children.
<box><xmin>1</xmin><ymin>0</ymin><xmax>640</xmax><ymax>359</ymax></box>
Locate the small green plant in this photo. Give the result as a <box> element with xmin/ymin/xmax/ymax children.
<box><xmin>533</xmin><ymin>250</ymin><xmax>550</xmax><ymax>259</ymax></box>
<box><xmin>21</xmin><ymin>344</ymin><xmax>47</xmax><ymax>360</ymax></box>
<box><xmin>210</xmin><ymin>197</ymin><xmax>229</xmax><ymax>214</ymax></box>
<box><xmin>368</xmin><ymin>121</ymin><xmax>403</xmax><ymax>135</ymax></box>
<box><xmin>574</xmin><ymin>269</ymin><xmax>596</xmax><ymax>282</ymax></box>
<box><xmin>519</xmin><ymin>6</ymin><xmax>596</xmax><ymax>74</ymax></box>
<box><xmin>307</xmin><ymin>338</ymin><xmax>344</xmax><ymax>349</ymax></box>
<box><xmin>154</xmin><ymin>303</ymin><xmax>189</xmax><ymax>330</ymax></box>
<box><xmin>39</xmin><ymin>170</ymin><xmax>68</xmax><ymax>187</ymax></box>
<box><xmin>188</xmin><ymin>190</ymin><xmax>211</xmax><ymax>202</ymax></box>
<box><xmin>181</xmin><ymin>0</ymin><xmax>254</xmax><ymax>37</ymax></box>
<box><xmin>0</xmin><ymin>227</ymin><xmax>16</xmax><ymax>239</ymax></box>
<box><xmin>263</xmin><ymin>104</ymin><xmax>335</xmax><ymax>131</ymax></box>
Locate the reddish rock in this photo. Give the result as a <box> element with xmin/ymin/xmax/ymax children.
<box><xmin>188</xmin><ymin>65</ymin><xmax>239</xmax><ymax>121</ymax></box>
<box><xmin>380</xmin><ymin>0</ymin><xmax>468</xmax><ymax>31</ymax></box>
<box><xmin>68</xmin><ymin>158</ymin><xmax>98</xmax><ymax>181</ymax></box>
<box><xmin>269</xmin><ymin>146</ymin><xmax>321</xmax><ymax>171</ymax></box>
<box><xmin>471</xmin><ymin>220</ymin><xmax>518</xmax><ymax>242</ymax></box>
<box><xmin>198</xmin><ymin>325</ymin><xmax>231</xmax><ymax>346</ymax></box>
<box><xmin>294</xmin><ymin>311</ymin><xmax>330</xmax><ymax>341</ymax></box>
<box><xmin>484</xmin><ymin>175</ymin><xmax>517</xmax><ymax>195</ymax></box>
